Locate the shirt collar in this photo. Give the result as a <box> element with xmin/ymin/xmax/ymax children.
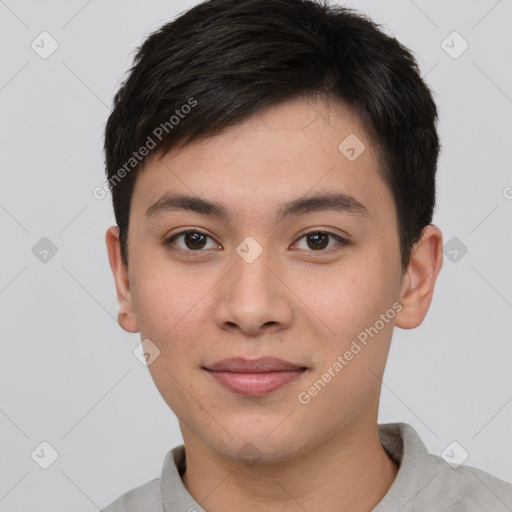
<box><xmin>159</xmin><ymin>422</ymin><xmax>433</xmax><ymax>512</ymax></box>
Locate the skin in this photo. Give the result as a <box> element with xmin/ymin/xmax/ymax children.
<box><xmin>106</xmin><ymin>96</ymin><xmax>443</xmax><ymax>512</ymax></box>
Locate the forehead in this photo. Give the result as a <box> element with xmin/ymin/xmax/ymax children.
<box><xmin>130</xmin><ymin>96</ymin><xmax>392</xmax><ymax>223</ymax></box>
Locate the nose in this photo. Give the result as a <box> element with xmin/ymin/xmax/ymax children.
<box><xmin>213</xmin><ymin>243</ymin><xmax>294</xmax><ymax>336</ymax></box>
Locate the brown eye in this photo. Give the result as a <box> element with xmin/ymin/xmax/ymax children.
<box><xmin>166</xmin><ymin>230</ymin><xmax>219</xmax><ymax>252</ymax></box>
<box><xmin>183</xmin><ymin>232</ymin><xmax>208</xmax><ymax>250</ymax></box>
<box><xmin>306</xmin><ymin>232</ymin><xmax>329</xmax><ymax>250</ymax></box>
<box><xmin>293</xmin><ymin>231</ymin><xmax>349</xmax><ymax>252</ymax></box>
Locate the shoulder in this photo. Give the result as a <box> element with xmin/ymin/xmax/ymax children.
<box><xmin>378</xmin><ymin>423</ymin><xmax>512</xmax><ymax>511</ymax></box>
<box><xmin>100</xmin><ymin>477</ymin><xmax>163</xmax><ymax>512</ymax></box>
<box><xmin>100</xmin><ymin>445</ymin><xmax>189</xmax><ymax>512</ymax></box>
<box><xmin>418</xmin><ymin>453</ymin><xmax>512</xmax><ymax>511</ymax></box>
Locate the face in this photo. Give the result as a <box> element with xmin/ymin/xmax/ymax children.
<box><xmin>106</xmin><ymin>96</ymin><xmax>439</xmax><ymax>465</ymax></box>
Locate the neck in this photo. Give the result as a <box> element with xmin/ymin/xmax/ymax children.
<box><xmin>180</xmin><ymin>420</ymin><xmax>399</xmax><ymax>512</ymax></box>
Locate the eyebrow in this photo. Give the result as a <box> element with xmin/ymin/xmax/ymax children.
<box><xmin>145</xmin><ymin>191</ymin><xmax>368</xmax><ymax>222</ymax></box>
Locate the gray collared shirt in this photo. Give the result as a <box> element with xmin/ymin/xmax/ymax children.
<box><xmin>101</xmin><ymin>422</ymin><xmax>512</xmax><ymax>511</ymax></box>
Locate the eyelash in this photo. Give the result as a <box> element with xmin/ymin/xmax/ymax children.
<box><xmin>164</xmin><ymin>229</ymin><xmax>350</xmax><ymax>257</ymax></box>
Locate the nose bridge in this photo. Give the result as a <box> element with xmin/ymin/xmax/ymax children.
<box><xmin>231</xmin><ymin>238</ymin><xmax>275</xmax><ymax>302</ymax></box>
<box><xmin>213</xmin><ymin>237</ymin><xmax>293</xmax><ymax>334</ymax></box>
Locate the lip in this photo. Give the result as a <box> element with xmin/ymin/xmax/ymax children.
<box><xmin>204</xmin><ymin>357</ymin><xmax>307</xmax><ymax>396</ymax></box>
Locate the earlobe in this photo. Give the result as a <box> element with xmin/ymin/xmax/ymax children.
<box><xmin>105</xmin><ymin>226</ymin><xmax>139</xmax><ymax>333</ymax></box>
<box><xmin>395</xmin><ymin>225</ymin><xmax>443</xmax><ymax>329</ymax></box>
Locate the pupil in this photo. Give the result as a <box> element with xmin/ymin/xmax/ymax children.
<box><xmin>185</xmin><ymin>232</ymin><xmax>207</xmax><ymax>250</ymax></box>
<box><xmin>308</xmin><ymin>232</ymin><xmax>328</xmax><ymax>250</ymax></box>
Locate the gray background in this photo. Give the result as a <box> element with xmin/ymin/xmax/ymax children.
<box><xmin>1</xmin><ymin>0</ymin><xmax>511</xmax><ymax>510</ymax></box>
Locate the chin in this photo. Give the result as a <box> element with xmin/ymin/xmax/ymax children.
<box><xmin>208</xmin><ymin>427</ymin><xmax>309</xmax><ymax>466</ymax></box>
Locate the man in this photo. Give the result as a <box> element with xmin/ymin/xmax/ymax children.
<box><xmin>101</xmin><ymin>0</ymin><xmax>512</xmax><ymax>510</ymax></box>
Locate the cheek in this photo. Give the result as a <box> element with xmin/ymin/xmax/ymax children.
<box><xmin>146</xmin><ymin>356</ymin><xmax>204</xmax><ymax>430</ymax></box>
<box><xmin>131</xmin><ymin>263</ymin><xmax>209</xmax><ymax>341</ymax></box>
<box><xmin>131</xmin><ymin>263</ymin><xmax>216</xmax><ymax>402</ymax></box>
<box><xmin>295</xmin><ymin>257</ymin><xmax>398</xmax><ymax>339</ymax></box>
<box><xmin>293</xmin><ymin>257</ymin><xmax>399</xmax><ymax>408</ymax></box>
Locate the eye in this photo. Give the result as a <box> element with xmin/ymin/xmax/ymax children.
<box><xmin>292</xmin><ymin>231</ymin><xmax>349</xmax><ymax>252</ymax></box>
<box><xmin>165</xmin><ymin>230</ymin><xmax>221</xmax><ymax>253</ymax></box>
<box><xmin>164</xmin><ymin>229</ymin><xmax>349</xmax><ymax>255</ymax></box>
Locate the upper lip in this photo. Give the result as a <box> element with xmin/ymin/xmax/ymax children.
<box><xmin>204</xmin><ymin>357</ymin><xmax>306</xmax><ymax>373</ymax></box>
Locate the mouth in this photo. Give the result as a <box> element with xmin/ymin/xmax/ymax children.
<box><xmin>203</xmin><ymin>357</ymin><xmax>308</xmax><ymax>396</ymax></box>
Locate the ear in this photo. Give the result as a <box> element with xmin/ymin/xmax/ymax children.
<box><xmin>395</xmin><ymin>225</ymin><xmax>443</xmax><ymax>329</ymax></box>
<box><xmin>105</xmin><ymin>226</ymin><xmax>139</xmax><ymax>333</ymax></box>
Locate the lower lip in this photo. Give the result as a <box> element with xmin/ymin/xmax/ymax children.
<box><xmin>207</xmin><ymin>370</ymin><xmax>305</xmax><ymax>396</ymax></box>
